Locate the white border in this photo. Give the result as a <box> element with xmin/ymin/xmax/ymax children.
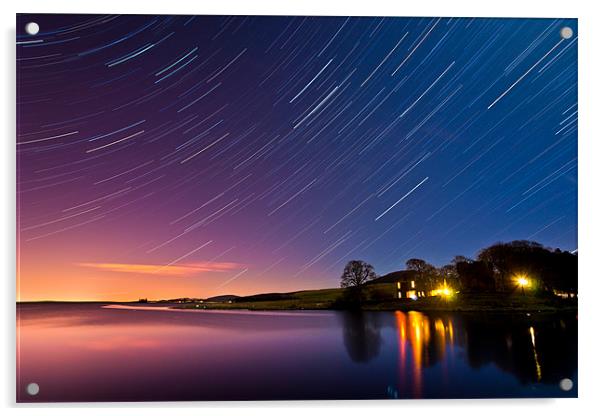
<box><xmin>2</xmin><ymin>1</ymin><xmax>601</xmax><ymax>415</ymax></box>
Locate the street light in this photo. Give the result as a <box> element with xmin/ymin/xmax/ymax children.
<box><xmin>437</xmin><ymin>280</ymin><xmax>454</xmax><ymax>299</ymax></box>
<box><xmin>516</xmin><ymin>275</ymin><xmax>530</xmax><ymax>295</ymax></box>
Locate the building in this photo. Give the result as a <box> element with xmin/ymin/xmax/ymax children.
<box><xmin>369</xmin><ymin>270</ymin><xmax>424</xmax><ymax>299</ymax></box>
<box><xmin>396</xmin><ymin>278</ymin><xmax>423</xmax><ymax>300</ymax></box>
<box><xmin>369</xmin><ymin>269</ymin><xmax>455</xmax><ymax>300</ymax></box>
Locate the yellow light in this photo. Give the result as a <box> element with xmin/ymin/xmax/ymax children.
<box><xmin>529</xmin><ymin>326</ymin><xmax>536</xmax><ymax>347</ymax></box>
<box><xmin>436</xmin><ymin>285</ymin><xmax>453</xmax><ymax>298</ymax></box>
<box><xmin>517</xmin><ymin>276</ymin><xmax>529</xmax><ymax>287</ymax></box>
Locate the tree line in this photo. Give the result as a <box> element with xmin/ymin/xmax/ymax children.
<box><xmin>340</xmin><ymin>240</ymin><xmax>577</xmax><ymax>296</ymax></box>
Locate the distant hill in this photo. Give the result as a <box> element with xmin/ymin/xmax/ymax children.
<box><xmin>156</xmin><ymin>297</ymin><xmax>202</xmax><ymax>303</ymax></box>
<box><xmin>204</xmin><ymin>295</ymin><xmax>240</xmax><ymax>303</ymax></box>
<box><xmin>208</xmin><ymin>272</ymin><xmax>415</xmax><ymax>304</ymax></box>
<box><xmin>233</xmin><ymin>292</ymin><xmax>296</xmax><ymax>303</ymax></box>
<box><xmin>369</xmin><ymin>270</ymin><xmax>417</xmax><ymax>284</ymax></box>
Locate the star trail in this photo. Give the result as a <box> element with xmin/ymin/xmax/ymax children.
<box><xmin>16</xmin><ymin>14</ymin><xmax>577</xmax><ymax>301</ymax></box>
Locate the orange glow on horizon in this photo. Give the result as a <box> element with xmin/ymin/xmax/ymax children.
<box><xmin>16</xmin><ymin>227</ymin><xmax>326</xmax><ymax>301</ymax></box>
<box><xmin>77</xmin><ymin>261</ymin><xmax>242</xmax><ymax>276</ymax></box>
<box><xmin>17</xmin><ymin>256</ymin><xmax>327</xmax><ymax>302</ymax></box>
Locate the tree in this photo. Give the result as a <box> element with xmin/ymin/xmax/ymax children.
<box><xmin>340</xmin><ymin>260</ymin><xmax>378</xmax><ymax>288</ymax></box>
<box><xmin>476</xmin><ymin>240</ymin><xmax>576</xmax><ymax>293</ymax></box>
<box><xmin>452</xmin><ymin>255</ymin><xmax>472</xmax><ymax>265</ymax></box>
<box><xmin>478</xmin><ymin>240</ymin><xmax>543</xmax><ymax>291</ymax></box>
<box><xmin>406</xmin><ymin>258</ymin><xmax>438</xmax><ymax>289</ymax></box>
<box><xmin>406</xmin><ymin>258</ymin><xmax>428</xmax><ymax>273</ymax></box>
<box><xmin>439</xmin><ymin>264</ymin><xmax>460</xmax><ymax>288</ymax></box>
<box><xmin>457</xmin><ymin>261</ymin><xmax>495</xmax><ymax>292</ymax></box>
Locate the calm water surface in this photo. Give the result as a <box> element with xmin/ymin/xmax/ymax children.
<box><xmin>16</xmin><ymin>303</ymin><xmax>577</xmax><ymax>402</ymax></box>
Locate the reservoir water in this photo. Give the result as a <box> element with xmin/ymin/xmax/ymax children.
<box><xmin>16</xmin><ymin>303</ymin><xmax>577</xmax><ymax>401</ymax></box>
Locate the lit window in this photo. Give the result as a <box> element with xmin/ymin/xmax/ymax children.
<box><xmin>411</xmin><ymin>280</ymin><xmax>415</xmax><ymax>288</ymax></box>
<box><xmin>397</xmin><ymin>291</ymin><xmax>401</xmax><ymax>299</ymax></box>
<box><xmin>397</xmin><ymin>282</ymin><xmax>401</xmax><ymax>289</ymax></box>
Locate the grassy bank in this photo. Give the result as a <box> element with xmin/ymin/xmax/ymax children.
<box><xmin>363</xmin><ymin>293</ymin><xmax>577</xmax><ymax>312</ymax></box>
<box><xmin>176</xmin><ymin>284</ymin><xmax>577</xmax><ymax>313</ymax></box>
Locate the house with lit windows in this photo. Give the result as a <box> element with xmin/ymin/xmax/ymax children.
<box><xmin>369</xmin><ymin>269</ymin><xmax>455</xmax><ymax>300</ymax></box>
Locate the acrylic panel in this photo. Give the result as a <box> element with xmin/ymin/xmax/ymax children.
<box><xmin>16</xmin><ymin>14</ymin><xmax>578</xmax><ymax>402</ymax></box>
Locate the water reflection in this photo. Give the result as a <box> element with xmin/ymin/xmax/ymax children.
<box><xmin>341</xmin><ymin>310</ymin><xmax>577</xmax><ymax>398</ymax></box>
<box><xmin>461</xmin><ymin>314</ymin><xmax>577</xmax><ymax>386</ymax></box>
<box><xmin>392</xmin><ymin>311</ymin><xmax>455</xmax><ymax>397</ymax></box>
<box><xmin>341</xmin><ymin>311</ymin><xmax>382</xmax><ymax>362</ymax></box>
<box><xmin>530</xmin><ymin>326</ymin><xmax>542</xmax><ymax>382</ymax></box>
<box><xmin>17</xmin><ymin>304</ymin><xmax>577</xmax><ymax>401</ymax></box>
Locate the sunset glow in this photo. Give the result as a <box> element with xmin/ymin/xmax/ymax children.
<box><xmin>17</xmin><ymin>15</ymin><xmax>576</xmax><ymax>301</ymax></box>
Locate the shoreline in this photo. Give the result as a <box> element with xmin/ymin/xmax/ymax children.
<box><xmin>17</xmin><ymin>293</ymin><xmax>577</xmax><ymax>315</ymax></box>
<box><xmin>172</xmin><ymin>293</ymin><xmax>577</xmax><ymax>314</ymax></box>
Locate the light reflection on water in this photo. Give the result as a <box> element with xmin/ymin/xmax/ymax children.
<box><xmin>17</xmin><ymin>303</ymin><xmax>577</xmax><ymax>402</ymax></box>
<box><xmin>393</xmin><ymin>311</ymin><xmax>453</xmax><ymax>398</ymax></box>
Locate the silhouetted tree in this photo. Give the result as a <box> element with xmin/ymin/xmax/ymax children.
<box><xmin>340</xmin><ymin>260</ymin><xmax>377</xmax><ymax>306</ymax></box>
<box><xmin>452</xmin><ymin>255</ymin><xmax>472</xmax><ymax>265</ymax></box>
<box><xmin>477</xmin><ymin>240</ymin><xmax>577</xmax><ymax>293</ymax></box>
<box><xmin>406</xmin><ymin>258</ymin><xmax>438</xmax><ymax>289</ymax></box>
<box><xmin>439</xmin><ymin>264</ymin><xmax>461</xmax><ymax>289</ymax></box>
<box><xmin>341</xmin><ymin>260</ymin><xmax>377</xmax><ymax>288</ymax></box>
<box><xmin>456</xmin><ymin>261</ymin><xmax>496</xmax><ymax>292</ymax></box>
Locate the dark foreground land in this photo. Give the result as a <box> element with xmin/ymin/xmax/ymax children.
<box><xmin>175</xmin><ymin>283</ymin><xmax>577</xmax><ymax>313</ymax></box>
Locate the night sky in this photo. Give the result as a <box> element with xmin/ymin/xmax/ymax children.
<box><xmin>16</xmin><ymin>14</ymin><xmax>578</xmax><ymax>301</ymax></box>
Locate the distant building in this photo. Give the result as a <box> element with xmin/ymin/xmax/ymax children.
<box><xmin>370</xmin><ymin>270</ymin><xmax>429</xmax><ymax>299</ymax></box>
<box><xmin>396</xmin><ymin>278</ymin><xmax>422</xmax><ymax>300</ymax></box>
<box><xmin>369</xmin><ymin>269</ymin><xmax>455</xmax><ymax>300</ymax></box>
<box><xmin>394</xmin><ymin>277</ymin><xmax>447</xmax><ymax>299</ymax></box>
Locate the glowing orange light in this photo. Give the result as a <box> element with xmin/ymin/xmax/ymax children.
<box><xmin>435</xmin><ymin>280</ymin><xmax>454</xmax><ymax>298</ymax></box>
<box><xmin>517</xmin><ymin>277</ymin><xmax>529</xmax><ymax>287</ymax></box>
